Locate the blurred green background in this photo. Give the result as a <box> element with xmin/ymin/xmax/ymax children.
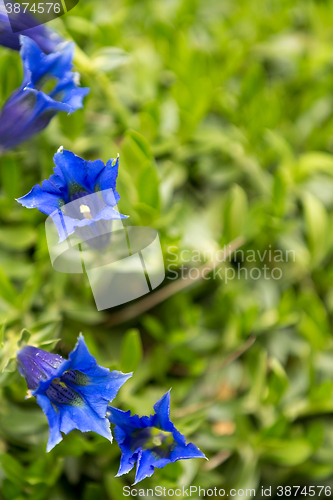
<box><xmin>2</xmin><ymin>0</ymin><xmax>333</xmax><ymax>498</ymax></box>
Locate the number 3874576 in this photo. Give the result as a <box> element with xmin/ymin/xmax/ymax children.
<box><xmin>5</xmin><ymin>3</ymin><xmax>61</xmax><ymax>14</ymax></box>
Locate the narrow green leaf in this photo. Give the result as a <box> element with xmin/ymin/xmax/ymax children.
<box><xmin>302</xmin><ymin>192</ymin><xmax>328</xmax><ymax>265</ymax></box>
<box><xmin>121</xmin><ymin>328</ymin><xmax>143</xmax><ymax>372</ymax></box>
<box><xmin>0</xmin><ymin>268</ymin><xmax>18</xmax><ymax>308</ymax></box>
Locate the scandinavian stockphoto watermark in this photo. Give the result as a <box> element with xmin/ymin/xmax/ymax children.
<box><xmin>44</xmin><ymin>188</ymin><xmax>294</xmax><ymax>310</ymax></box>
<box><xmin>45</xmin><ymin>189</ymin><xmax>165</xmax><ymax>311</ymax></box>
<box><xmin>166</xmin><ymin>246</ymin><xmax>296</xmax><ymax>283</ymax></box>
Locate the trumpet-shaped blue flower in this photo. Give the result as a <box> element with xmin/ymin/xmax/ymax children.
<box><xmin>17</xmin><ymin>148</ymin><xmax>127</xmax><ymax>244</ymax></box>
<box><xmin>0</xmin><ymin>0</ymin><xmax>63</xmax><ymax>52</ymax></box>
<box><xmin>0</xmin><ymin>35</ymin><xmax>89</xmax><ymax>151</ymax></box>
<box><xmin>17</xmin><ymin>334</ymin><xmax>132</xmax><ymax>452</ymax></box>
<box><xmin>107</xmin><ymin>391</ymin><xmax>206</xmax><ymax>484</ymax></box>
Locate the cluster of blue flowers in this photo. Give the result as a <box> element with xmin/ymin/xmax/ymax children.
<box><xmin>17</xmin><ymin>336</ymin><xmax>205</xmax><ymax>483</ymax></box>
<box><xmin>16</xmin><ymin>144</ymin><xmax>204</xmax><ymax>481</ymax></box>
<box><xmin>0</xmin><ymin>2</ymin><xmax>89</xmax><ymax>151</ymax></box>
<box><xmin>2</xmin><ymin>3</ymin><xmax>206</xmax><ymax>484</ymax></box>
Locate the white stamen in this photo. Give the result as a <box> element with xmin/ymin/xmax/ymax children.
<box><xmin>80</xmin><ymin>205</ymin><xmax>93</xmax><ymax>219</ymax></box>
<box><xmin>80</xmin><ymin>204</ymin><xmax>91</xmax><ymax>214</ymax></box>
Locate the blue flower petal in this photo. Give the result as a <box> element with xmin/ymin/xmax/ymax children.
<box><xmin>107</xmin><ymin>407</ymin><xmax>142</xmax><ymax>432</ymax></box>
<box><xmin>57</xmin><ymin>397</ymin><xmax>112</xmax><ymax>440</ymax></box>
<box><xmin>53</xmin><ymin>149</ymin><xmax>95</xmax><ymax>196</ymax></box>
<box><xmin>134</xmin><ymin>450</ymin><xmax>158</xmax><ymax>484</ymax></box>
<box><xmin>88</xmin><ymin>205</ymin><xmax>127</xmax><ymax>223</ymax></box>
<box><xmin>96</xmin><ymin>157</ymin><xmax>121</xmax><ymax>205</ymax></box>
<box><xmin>85</xmin><ymin>159</ymin><xmax>107</xmax><ymax>188</ymax></box>
<box><xmin>50</xmin><ymin>75</ymin><xmax>90</xmax><ymax>110</ymax></box>
<box><xmin>97</xmin><ymin>156</ymin><xmax>119</xmax><ymax>189</ymax></box>
<box><xmin>152</xmin><ymin>390</ymin><xmax>187</xmax><ymax>445</ymax></box>
<box><xmin>114</xmin><ymin>429</ymin><xmax>138</xmax><ymax>476</ymax></box>
<box><xmin>169</xmin><ymin>442</ymin><xmax>206</xmax><ymax>461</ymax></box>
<box><xmin>36</xmin><ymin>394</ymin><xmax>63</xmax><ymax>452</ymax></box>
<box><xmin>41</xmin><ymin>178</ymin><xmax>64</xmax><ymax>196</ymax></box>
<box><xmin>49</xmin><ymin>211</ymin><xmax>78</xmax><ymax>243</ymax></box>
<box><xmin>56</xmin><ymin>203</ymin><xmax>128</xmax><ymax>242</ymax></box>
<box><xmin>152</xmin><ymin>390</ymin><xmax>172</xmax><ymax>428</ymax></box>
<box><xmin>107</xmin><ymin>407</ymin><xmax>146</xmax><ymax>477</ymax></box>
<box><xmin>21</xmin><ymin>35</ymin><xmax>74</xmax><ymax>86</ymax></box>
<box><xmin>37</xmin><ymin>391</ymin><xmax>112</xmax><ymax>452</ymax></box>
<box><xmin>52</xmin><ymin>151</ymin><xmax>118</xmax><ymax>199</ymax></box>
<box><xmin>17</xmin><ymin>184</ymin><xmax>64</xmax><ymax>216</ymax></box>
<box><xmin>50</xmin><ymin>208</ymin><xmax>127</xmax><ymax>243</ymax></box>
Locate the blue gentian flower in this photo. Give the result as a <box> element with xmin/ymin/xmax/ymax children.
<box><xmin>107</xmin><ymin>391</ymin><xmax>206</xmax><ymax>484</ymax></box>
<box><xmin>17</xmin><ymin>334</ymin><xmax>132</xmax><ymax>452</ymax></box>
<box><xmin>0</xmin><ymin>35</ymin><xmax>89</xmax><ymax>151</ymax></box>
<box><xmin>17</xmin><ymin>148</ymin><xmax>127</xmax><ymax>245</ymax></box>
<box><xmin>0</xmin><ymin>0</ymin><xmax>63</xmax><ymax>52</ymax></box>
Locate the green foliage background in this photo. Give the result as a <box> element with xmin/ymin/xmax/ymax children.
<box><xmin>1</xmin><ymin>0</ymin><xmax>333</xmax><ymax>498</ymax></box>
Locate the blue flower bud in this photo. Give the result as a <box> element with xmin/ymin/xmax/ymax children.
<box><xmin>0</xmin><ymin>35</ymin><xmax>89</xmax><ymax>151</ymax></box>
<box><xmin>17</xmin><ymin>345</ymin><xmax>64</xmax><ymax>390</ymax></box>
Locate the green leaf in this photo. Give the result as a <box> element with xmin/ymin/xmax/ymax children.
<box><xmin>0</xmin><ymin>226</ymin><xmax>36</xmax><ymax>251</ymax></box>
<box><xmin>302</xmin><ymin>192</ymin><xmax>328</xmax><ymax>265</ymax></box>
<box><xmin>297</xmin><ymin>152</ymin><xmax>333</xmax><ymax>179</ymax></box>
<box><xmin>82</xmin><ymin>483</ymin><xmax>104</xmax><ymax>500</ymax></box>
<box><xmin>265</xmin><ymin>358</ymin><xmax>288</xmax><ymax>404</ymax></box>
<box><xmin>298</xmin><ymin>313</ymin><xmax>327</xmax><ymax>349</ymax></box>
<box><xmin>272</xmin><ymin>172</ymin><xmax>286</xmax><ymax>217</ymax></box>
<box><xmin>121</xmin><ymin>129</ymin><xmax>154</xmax><ymax>181</ymax></box>
<box><xmin>309</xmin><ymin>382</ymin><xmax>333</xmax><ymax>405</ymax></box>
<box><xmin>137</xmin><ymin>163</ymin><xmax>160</xmax><ymax>209</ymax></box>
<box><xmin>91</xmin><ymin>47</ymin><xmax>130</xmax><ymax>73</ymax></box>
<box><xmin>262</xmin><ymin>439</ymin><xmax>313</xmax><ymax>466</ymax></box>
<box><xmin>18</xmin><ymin>329</ymin><xmax>31</xmax><ymax>347</ymax></box>
<box><xmin>121</xmin><ymin>328</ymin><xmax>143</xmax><ymax>372</ymax></box>
<box><xmin>0</xmin><ymin>454</ymin><xmax>26</xmax><ymax>488</ymax></box>
<box><xmin>59</xmin><ymin>108</ymin><xmax>85</xmax><ymax>141</ymax></box>
<box><xmin>0</xmin><ymin>268</ymin><xmax>19</xmax><ymax>308</ymax></box>
<box><xmin>247</xmin><ymin>346</ymin><xmax>267</xmax><ymax>405</ymax></box>
<box><xmin>0</xmin><ymin>323</ymin><xmax>4</xmax><ymax>346</ymax></box>
<box><xmin>0</xmin><ymin>157</ymin><xmax>20</xmax><ymax>205</ymax></box>
<box><xmin>223</xmin><ymin>184</ymin><xmax>248</xmax><ymax>241</ymax></box>
<box><xmin>105</xmin><ymin>474</ymin><xmax>126</xmax><ymax>499</ymax></box>
<box><xmin>65</xmin><ymin>16</ymin><xmax>98</xmax><ymax>36</ymax></box>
